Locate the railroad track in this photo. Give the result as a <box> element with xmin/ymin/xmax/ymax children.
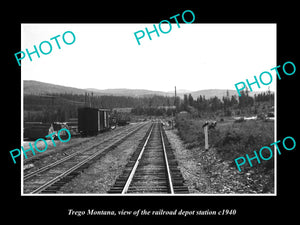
<box><xmin>23</xmin><ymin>122</ymin><xmax>149</xmax><ymax>194</ymax></box>
<box><xmin>108</xmin><ymin>122</ymin><xmax>188</xmax><ymax>194</ymax></box>
<box><xmin>24</xmin><ymin>123</ymin><xmax>141</xmax><ymax>165</ymax></box>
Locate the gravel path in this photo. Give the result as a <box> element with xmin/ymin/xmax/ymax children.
<box><xmin>165</xmin><ymin>128</ymin><xmax>212</xmax><ymax>193</ymax></box>
<box><xmin>22</xmin><ymin>124</ymin><xmax>140</xmax><ymax>172</ymax></box>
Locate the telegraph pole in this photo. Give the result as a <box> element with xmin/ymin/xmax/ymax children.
<box><xmin>172</xmin><ymin>86</ymin><xmax>177</xmax><ymax>129</ymax></box>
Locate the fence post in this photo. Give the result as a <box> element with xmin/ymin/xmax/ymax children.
<box><xmin>204</xmin><ymin>125</ymin><xmax>209</xmax><ymax>150</ymax></box>
<box><xmin>203</xmin><ymin>121</ymin><xmax>209</xmax><ymax>150</ymax></box>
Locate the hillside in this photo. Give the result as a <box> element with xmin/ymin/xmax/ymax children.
<box><xmin>85</xmin><ymin>88</ymin><xmax>168</xmax><ymax>97</ymax></box>
<box><xmin>24</xmin><ymin>80</ymin><xmax>274</xmax><ymax>123</ymax></box>
<box><xmin>24</xmin><ymin>80</ymin><xmax>170</xmax><ymax>97</ymax></box>
<box><xmin>187</xmin><ymin>89</ymin><xmax>239</xmax><ymax>99</ymax></box>
<box><xmin>24</xmin><ymin>80</ymin><xmax>269</xmax><ymax>99</ymax></box>
<box><xmin>24</xmin><ymin>80</ymin><xmax>87</xmax><ymax>95</ymax></box>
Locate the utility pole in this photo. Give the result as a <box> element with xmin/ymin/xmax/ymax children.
<box><xmin>172</xmin><ymin>86</ymin><xmax>177</xmax><ymax>129</ymax></box>
<box><xmin>174</xmin><ymin>86</ymin><xmax>177</xmax><ymax>108</ymax></box>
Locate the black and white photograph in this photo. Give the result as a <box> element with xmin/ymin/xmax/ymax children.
<box><xmin>4</xmin><ymin>5</ymin><xmax>297</xmax><ymax>224</ymax></box>
<box><xmin>21</xmin><ymin>23</ymin><xmax>276</xmax><ymax>195</ymax></box>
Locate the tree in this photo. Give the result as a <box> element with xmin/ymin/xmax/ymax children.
<box><xmin>210</xmin><ymin>96</ymin><xmax>222</xmax><ymax>111</ymax></box>
<box><xmin>183</xmin><ymin>94</ymin><xmax>189</xmax><ymax>111</ymax></box>
<box><xmin>230</xmin><ymin>95</ymin><xmax>238</xmax><ymax>106</ymax></box>
<box><xmin>188</xmin><ymin>94</ymin><xmax>194</xmax><ymax>106</ymax></box>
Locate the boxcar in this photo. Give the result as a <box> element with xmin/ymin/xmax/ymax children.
<box><xmin>78</xmin><ymin>107</ymin><xmax>110</xmax><ymax>136</ymax></box>
<box><xmin>24</xmin><ymin>122</ymin><xmax>51</xmax><ymax>140</ymax></box>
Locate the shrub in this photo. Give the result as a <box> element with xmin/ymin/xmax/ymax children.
<box><xmin>175</xmin><ymin>114</ymin><xmax>274</xmax><ymax>171</ymax></box>
<box><xmin>174</xmin><ymin>113</ymin><xmax>275</xmax><ymax>193</ymax></box>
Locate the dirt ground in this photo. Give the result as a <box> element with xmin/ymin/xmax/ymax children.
<box><xmin>58</xmin><ymin>123</ymin><xmax>152</xmax><ymax>193</ymax></box>
<box><xmin>22</xmin><ymin>124</ymin><xmax>144</xmax><ymax>174</ymax></box>
<box><xmin>165</xmin><ymin>127</ymin><xmax>274</xmax><ymax>194</ymax></box>
<box><xmin>165</xmin><ymin>128</ymin><xmax>212</xmax><ymax>193</ymax></box>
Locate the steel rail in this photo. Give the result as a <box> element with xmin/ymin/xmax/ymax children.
<box><xmin>121</xmin><ymin>124</ymin><xmax>154</xmax><ymax>194</ymax></box>
<box><xmin>160</xmin><ymin>127</ymin><xmax>174</xmax><ymax>194</ymax></box>
<box><xmin>29</xmin><ymin>122</ymin><xmax>149</xmax><ymax>194</ymax></box>
<box><xmin>24</xmin><ymin>123</ymin><xmax>147</xmax><ymax>181</ymax></box>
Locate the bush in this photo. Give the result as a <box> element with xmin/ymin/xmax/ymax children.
<box><xmin>175</xmin><ymin>114</ymin><xmax>274</xmax><ymax>171</ymax></box>
<box><xmin>174</xmin><ymin>113</ymin><xmax>275</xmax><ymax>193</ymax></box>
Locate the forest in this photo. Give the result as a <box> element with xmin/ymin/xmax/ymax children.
<box><xmin>132</xmin><ymin>89</ymin><xmax>274</xmax><ymax>117</ymax></box>
<box><xmin>24</xmin><ymin>93</ymin><xmax>176</xmax><ymax>122</ymax></box>
<box><xmin>24</xmin><ymin>89</ymin><xmax>274</xmax><ymax>122</ymax></box>
<box><xmin>178</xmin><ymin>89</ymin><xmax>274</xmax><ymax>117</ymax></box>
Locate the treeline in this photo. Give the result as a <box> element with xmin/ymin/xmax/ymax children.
<box><xmin>132</xmin><ymin>89</ymin><xmax>274</xmax><ymax>117</ymax></box>
<box><xmin>24</xmin><ymin>93</ymin><xmax>176</xmax><ymax>122</ymax></box>
<box><xmin>177</xmin><ymin>89</ymin><xmax>274</xmax><ymax>117</ymax></box>
<box><xmin>131</xmin><ymin>107</ymin><xmax>176</xmax><ymax>117</ymax></box>
<box><xmin>25</xmin><ymin>93</ymin><xmax>176</xmax><ymax>109</ymax></box>
<box><xmin>24</xmin><ymin>89</ymin><xmax>274</xmax><ymax>122</ymax></box>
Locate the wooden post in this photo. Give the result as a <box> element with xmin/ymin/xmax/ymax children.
<box><xmin>173</xmin><ymin>86</ymin><xmax>176</xmax><ymax>130</ymax></box>
<box><xmin>203</xmin><ymin>122</ymin><xmax>209</xmax><ymax>150</ymax></box>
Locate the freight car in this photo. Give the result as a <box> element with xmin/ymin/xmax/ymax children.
<box><xmin>24</xmin><ymin>122</ymin><xmax>71</xmax><ymax>140</ymax></box>
<box><xmin>78</xmin><ymin>107</ymin><xmax>110</xmax><ymax>136</ymax></box>
<box><xmin>24</xmin><ymin>122</ymin><xmax>51</xmax><ymax>140</ymax></box>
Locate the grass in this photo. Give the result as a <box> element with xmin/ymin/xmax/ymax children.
<box><xmin>175</xmin><ymin>113</ymin><xmax>275</xmax><ymax>193</ymax></box>
<box><xmin>176</xmin><ymin>114</ymin><xmax>274</xmax><ymax>160</ymax></box>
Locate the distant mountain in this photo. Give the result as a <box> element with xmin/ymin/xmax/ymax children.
<box><xmin>24</xmin><ymin>80</ymin><xmax>269</xmax><ymax>99</ymax></box>
<box><xmin>86</xmin><ymin>87</ymin><xmax>241</xmax><ymax>99</ymax></box>
<box><xmin>85</xmin><ymin>88</ymin><xmax>168</xmax><ymax>97</ymax></box>
<box><xmin>24</xmin><ymin>80</ymin><xmax>87</xmax><ymax>95</ymax></box>
<box><xmin>167</xmin><ymin>89</ymin><xmax>191</xmax><ymax>94</ymax></box>
<box><xmin>187</xmin><ymin>89</ymin><xmax>239</xmax><ymax>99</ymax></box>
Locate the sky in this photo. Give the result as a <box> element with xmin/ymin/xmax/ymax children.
<box><xmin>21</xmin><ymin>23</ymin><xmax>276</xmax><ymax>92</ymax></box>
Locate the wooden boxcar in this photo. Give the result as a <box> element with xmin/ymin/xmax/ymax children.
<box><xmin>24</xmin><ymin>122</ymin><xmax>51</xmax><ymax>140</ymax></box>
<box><xmin>78</xmin><ymin>107</ymin><xmax>110</xmax><ymax>135</ymax></box>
